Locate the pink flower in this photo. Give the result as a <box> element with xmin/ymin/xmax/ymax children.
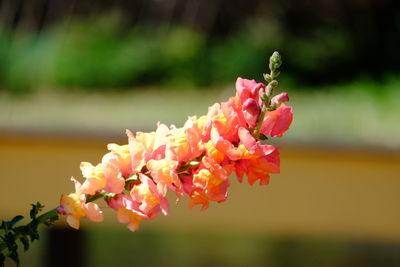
<box><xmin>210</xmin><ymin>126</ymin><xmax>243</xmax><ymax>160</ymax></box>
<box><xmin>260</xmin><ymin>103</ymin><xmax>293</xmax><ymax>137</ymax></box>
<box><xmin>207</xmin><ymin>101</ymin><xmax>242</xmax><ymax>143</ymax></box>
<box><xmin>235</xmin><ymin>78</ymin><xmax>264</xmax><ymax>105</ymax></box>
<box><xmin>242</xmin><ymin>98</ymin><xmax>260</xmax><ymax>128</ymax></box>
<box><xmin>189</xmin><ymin>157</ymin><xmax>233</xmax><ymax>210</ymax></box>
<box><xmin>146</xmin><ymin>159</ymin><xmax>181</xmax><ymax>197</ymax></box>
<box><xmin>108</xmin><ymin>194</ymin><xmax>147</xmax><ymax>232</ymax></box>
<box><xmin>235</xmin><ymin>78</ymin><xmax>265</xmax><ymax>127</ymax></box>
<box><xmin>79</xmin><ymin>161</ymin><xmax>125</xmax><ymax>195</ymax></box>
<box><xmin>61</xmin><ymin>70</ymin><xmax>294</xmax><ymax>231</ymax></box>
<box><xmin>79</xmin><ymin>162</ymin><xmax>107</xmax><ymax>195</ymax></box>
<box><xmin>102</xmin><ymin>143</ymin><xmax>132</xmax><ymax>178</ymax></box>
<box><xmin>271</xmin><ymin>92</ymin><xmax>289</xmax><ymax>107</ymax></box>
<box><xmin>102</xmin><ymin>162</ymin><xmax>125</xmax><ymax>194</ymax></box>
<box><xmin>204</xmin><ymin>140</ymin><xmax>225</xmax><ymax>163</ymax></box>
<box><xmin>60</xmin><ymin>178</ymin><xmax>103</xmax><ymax>229</ymax></box>
<box><xmin>235</xmin><ymin>149</ymin><xmax>280</xmax><ymax>185</ymax></box>
<box><xmin>183</xmin><ymin>116</ymin><xmax>205</xmax><ymax>159</ymax></box>
<box><xmin>165</xmin><ymin>127</ymin><xmax>191</xmax><ymax>162</ymax></box>
<box><xmin>238</xmin><ymin>127</ymin><xmax>275</xmax><ymax>157</ymax></box>
<box><xmin>126</xmin><ymin>125</ymin><xmax>169</xmax><ymax>172</ymax></box>
<box><xmin>130</xmin><ymin>174</ymin><xmax>169</xmax><ymax>217</ymax></box>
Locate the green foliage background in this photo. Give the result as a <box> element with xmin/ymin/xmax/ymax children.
<box><xmin>0</xmin><ymin>15</ymin><xmax>389</xmax><ymax>94</ymax></box>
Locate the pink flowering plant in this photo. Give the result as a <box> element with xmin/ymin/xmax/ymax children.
<box><xmin>0</xmin><ymin>52</ymin><xmax>293</xmax><ymax>266</ymax></box>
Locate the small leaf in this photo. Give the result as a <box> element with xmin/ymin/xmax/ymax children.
<box><xmin>20</xmin><ymin>236</ymin><xmax>30</xmax><ymax>251</ymax></box>
<box><xmin>44</xmin><ymin>214</ymin><xmax>59</xmax><ymax>227</ymax></box>
<box><xmin>28</xmin><ymin>227</ymin><xmax>40</xmax><ymax>242</ymax></box>
<box><xmin>5</xmin><ymin>233</ymin><xmax>16</xmax><ymax>249</ymax></box>
<box><xmin>9</xmin><ymin>216</ymin><xmax>24</xmax><ymax>227</ymax></box>
<box><xmin>29</xmin><ymin>202</ymin><xmax>44</xmax><ymax>219</ymax></box>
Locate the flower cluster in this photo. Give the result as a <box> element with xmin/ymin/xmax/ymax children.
<box><xmin>59</xmin><ymin>55</ymin><xmax>293</xmax><ymax>232</ymax></box>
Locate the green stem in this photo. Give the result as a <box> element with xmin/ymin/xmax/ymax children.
<box><xmin>253</xmin><ymin>104</ymin><xmax>268</xmax><ymax>138</ymax></box>
<box><xmin>0</xmin><ymin>208</ymin><xmax>59</xmax><ymax>253</ymax></box>
<box><xmin>34</xmin><ymin>208</ymin><xmax>59</xmax><ymax>225</ymax></box>
<box><xmin>86</xmin><ymin>190</ymin><xmax>115</xmax><ymax>203</ymax></box>
<box><xmin>253</xmin><ymin>52</ymin><xmax>282</xmax><ymax>138</ymax></box>
<box><xmin>253</xmin><ymin>82</ymin><xmax>274</xmax><ymax>138</ymax></box>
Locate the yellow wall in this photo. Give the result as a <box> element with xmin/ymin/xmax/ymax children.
<box><xmin>1</xmin><ymin>134</ymin><xmax>399</xmax><ymax>242</ymax></box>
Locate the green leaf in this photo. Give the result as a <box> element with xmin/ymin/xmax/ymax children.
<box><xmin>44</xmin><ymin>215</ymin><xmax>59</xmax><ymax>226</ymax></box>
<box><xmin>27</xmin><ymin>227</ymin><xmax>40</xmax><ymax>242</ymax></box>
<box><xmin>19</xmin><ymin>236</ymin><xmax>29</xmax><ymax>252</ymax></box>
<box><xmin>0</xmin><ymin>221</ymin><xmax>7</xmax><ymax>231</ymax></box>
<box><xmin>9</xmin><ymin>216</ymin><xmax>24</xmax><ymax>227</ymax></box>
<box><xmin>5</xmin><ymin>233</ymin><xmax>16</xmax><ymax>250</ymax></box>
<box><xmin>4</xmin><ymin>231</ymin><xmax>19</xmax><ymax>266</ymax></box>
<box><xmin>29</xmin><ymin>202</ymin><xmax>44</xmax><ymax>219</ymax></box>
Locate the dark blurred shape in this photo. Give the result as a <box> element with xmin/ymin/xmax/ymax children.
<box><xmin>45</xmin><ymin>227</ymin><xmax>85</xmax><ymax>267</ymax></box>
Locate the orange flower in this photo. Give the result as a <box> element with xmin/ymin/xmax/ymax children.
<box><xmin>103</xmin><ymin>143</ymin><xmax>132</xmax><ymax>178</ymax></box>
<box><xmin>130</xmin><ymin>174</ymin><xmax>169</xmax><ymax>217</ymax></box>
<box><xmin>235</xmin><ymin>149</ymin><xmax>280</xmax><ymax>185</ymax></box>
<box><xmin>60</xmin><ymin>178</ymin><xmax>103</xmax><ymax>229</ymax></box>
<box><xmin>146</xmin><ymin>159</ymin><xmax>181</xmax><ymax>196</ymax></box>
<box><xmin>80</xmin><ymin>161</ymin><xmax>124</xmax><ymax>195</ymax></box>
<box><xmin>108</xmin><ymin>194</ymin><xmax>147</xmax><ymax>232</ymax></box>
<box><xmin>189</xmin><ymin>157</ymin><xmax>233</xmax><ymax>210</ymax></box>
<box><xmin>79</xmin><ymin>162</ymin><xmax>107</xmax><ymax>195</ymax></box>
<box><xmin>165</xmin><ymin>127</ymin><xmax>191</xmax><ymax>162</ymax></box>
<box><xmin>260</xmin><ymin>104</ymin><xmax>293</xmax><ymax>137</ymax></box>
<box><xmin>61</xmin><ymin>69</ymin><xmax>294</xmax><ymax>231</ymax></box>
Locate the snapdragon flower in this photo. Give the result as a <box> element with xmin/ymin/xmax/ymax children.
<box><xmin>59</xmin><ymin>53</ymin><xmax>293</xmax><ymax>232</ymax></box>
<box><xmin>0</xmin><ymin>52</ymin><xmax>293</xmax><ymax>266</ymax></box>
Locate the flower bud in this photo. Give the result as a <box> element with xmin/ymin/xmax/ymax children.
<box><xmin>265</xmin><ymin>84</ymin><xmax>273</xmax><ymax>97</ymax></box>
<box><xmin>251</xmin><ymin>83</ymin><xmax>265</xmax><ymax>96</ymax></box>
<box><xmin>269</xmin><ymin>51</ymin><xmax>282</xmax><ymax>71</ymax></box>
<box><xmin>242</xmin><ymin>98</ymin><xmax>260</xmax><ymax>128</ymax></box>
<box><xmin>259</xmin><ymin>87</ymin><xmax>267</xmax><ymax>101</ymax></box>
<box><xmin>269</xmin><ymin>80</ymin><xmax>278</xmax><ymax>88</ymax></box>
<box><xmin>271</xmin><ymin>92</ymin><xmax>289</xmax><ymax>107</ymax></box>
<box><xmin>263</xmin><ymin>73</ymin><xmax>272</xmax><ymax>82</ymax></box>
<box><xmin>243</xmin><ymin>98</ymin><xmax>260</xmax><ymax>116</ymax></box>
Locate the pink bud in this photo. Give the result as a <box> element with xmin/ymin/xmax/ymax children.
<box><xmin>242</xmin><ymin>98</ymin><xmax>260</xmax><ymax>128</ymax></box>
<box><xmin>57</xmin><ymin>206</ymin><xmax>67</xmax><ymax>215</ymax></box>
<box><xmin>243</xmin><ymin>98</ymin><xmax>259</xmax><ymax>115</ymax></box>
<box><xmin>251</xmin><ymin>83</ymin><xmax>265</xmax><ymax>96</ymax></box>
<box><xmin>271</xmin><ymin>92</ymin><xmax>289</xmax><ymax>107</ymax></box>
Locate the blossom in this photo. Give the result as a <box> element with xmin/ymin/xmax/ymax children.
<box><xmin>165</xmin><ymin>127</ymin><xmax>191</xmax><ymax>162</ymax></box>
<box><xmin>271</xmin><ymin>92</ymin><xmax>289</xmax><ymax>107</ymax></box>
<box><xmin>235</xmin><ymin>78</ymin><xmax>265</xmax><ymax>127</ymax></box>
<box><xmin>146</xmin><ymin>159</ymin><xmax>181</xmax><ymax>196</ymax></box>
<box><xmin>189</xmin><ymin>156</ymin><xmax>233</xmax><ymax>210</ymax></box>
<box><xmin>108</xmin><ymin>194</ymin><xmax>147</xmax><ymax>232</ymax></box>
<box><xmin>61</xmin><ymin>67</ymin><xmax>293</xmax><ymax>231</ymax></box>
<box><xmin>260</xmin><ymin>103</ymin><xmax>293</xmax><ymax>137</ymax></box>
<box><xmin>79</xmin><ymin>162</ymin><xmax>107</xmax><ymax>195</ymax></box>
<box><xmin>59</xmin><ymin>178</ymin><xmax>103</xmax><ymax>229</ymax></box>
<box><xmin>130</xmin><ymin>174</ymin><xmax>169</xmax><ymax>217</ymax></box>
<box><xmin>235</xmin><ymin>149</ymin><xmax>280</xmax><ymax>185</ymax></box>
<box><xmin>102</xmin><ymin>144</ymin><xmax>132</xmax><ymax>178</ymax></box>
<box><xmin>80</xmin><ymin>161</ymin><xmax>125</xmax><ymax>195</ymax></box>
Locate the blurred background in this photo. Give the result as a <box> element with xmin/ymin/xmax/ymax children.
<box><xmin>1</xmin><ymin>0</ymin><xmax>399</xmax><ymax>266</ymax></box>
